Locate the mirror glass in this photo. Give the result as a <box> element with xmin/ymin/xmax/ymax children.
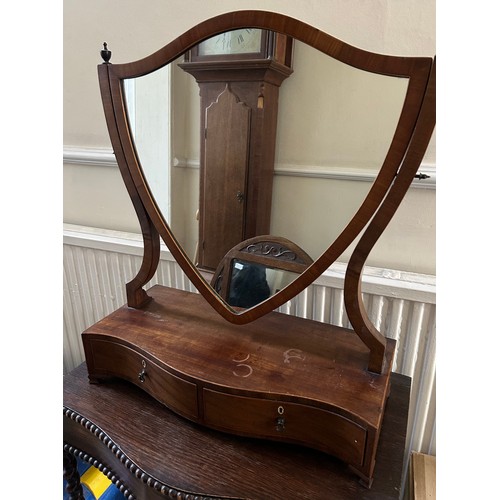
<box><xmin>123</xmin><ymin>33</ymin><xmax>408</xmax><ymax>310</ymax></box>
<box><xmin>227</xmin><ymin>259</ymin><xmax>302</xmax><ymax>308</ymax></box>
<box><xmin>228</xmin><ymin>260</ymin><xmax>271</xmax><ymax>308</ymax></box>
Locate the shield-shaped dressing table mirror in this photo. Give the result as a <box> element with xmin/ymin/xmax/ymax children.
<box><xmin>82</xmin><ymin>10</ymin><xmax>435</xmax><ymax>488</ymax></box>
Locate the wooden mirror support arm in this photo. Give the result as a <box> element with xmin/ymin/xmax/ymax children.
<box><xmin>98</xmin><ymin>62</ymin><xmax>161</xmax><ymax>308</ymax></box>
<box><xmin>344</xmin><ymin>59</ymin><xmax>436</xmax><ymax>373</ymax></box>
<box><xmin>126</xmin><ymin>214</ymin><xmax>160</xmax><ymax>308</ymax></box>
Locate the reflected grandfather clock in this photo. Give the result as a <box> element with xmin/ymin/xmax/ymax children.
<box><xmin>179</xmin><ymin>29</ymin><xmax>293</xmax><ymax>270</ymax></box>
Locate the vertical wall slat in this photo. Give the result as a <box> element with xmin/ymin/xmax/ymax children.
<box><xmin>85</xmin><ymin>248</ymin><xmax>105</xmax><ymax>321</ymax></box>
<box><xmin>333</xmin><ymin>289</ymin><xmax>348</xmax><ymax>328</ymax></box>
<box><xmin>63</xmin><ymin>247</ymin><xmax>87</xmax><ymax>366</ymax></box>
<box><xmin>400</xmin><ymin>302</ymin><xmax>426</xmax><ymax>377</ymax></box>
<box><xmin>400</xmin><ymin>303</ymin><xmax>436</xmax><ymax>487</ymax></box>
<box><xmin>63</xmin><ymin>256</ymin><xmax>83</xmax><ymax>372</ymax></box>
<box><xmin>368</xmin><ymin>295</ymin><xmax>386</xmax><ymax>330</ymax></box>
<box><xmin>385</xmin><ymin>298</ymin><xmax>405</xmax><ymax>372</ymax></box>
<box><xmin>302</xmin><ymin>288</ymin><xmax>313</xmax><ymax>318</ymax></box>
<box><xmin>108</xmin><ymin>252</ymin><xmax>126</xmax><ymax>307</ymax></box>
<box><xmin>311</xmin><ymin>285</ymin><xmax>329</xmax><ymax>323</ymax></box>
<box><xmin>407</xmin><ymin>309</ymin><xmax>436</xmax><ymax>452</ymax></box>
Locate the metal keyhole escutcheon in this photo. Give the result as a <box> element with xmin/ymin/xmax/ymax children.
<box><xmin>236</xmin><ymin>191</ymin><xmax>244</xmax><ymax>203</ymax></box>
<box><xmin>275</xmin><ymin>405</ymin><xmax>285</xmax><ymax>432</ymax></box>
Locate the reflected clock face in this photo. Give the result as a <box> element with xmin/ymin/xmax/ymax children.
<box><xmin>198</xmin><ymin>29</ymin><xmax>263</xmax><ymax>56</ymax></box>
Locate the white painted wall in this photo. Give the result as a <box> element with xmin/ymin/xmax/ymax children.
<box><xmin>63</xmin><ymin>0</ymin><xmax>435</xmax><ymax>274</ymax></box>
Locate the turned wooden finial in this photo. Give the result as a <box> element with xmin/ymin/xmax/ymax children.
<box><xmin>100</xmin><ymin>42</ymin><xmax>112</xmax><ymax>63</ymax></box>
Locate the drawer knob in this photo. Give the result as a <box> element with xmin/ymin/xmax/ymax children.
<box><xmin>275</xmin><ymin>406</ymin><xmax>285</xmax><ymax>432</ymax></box>
<box><xmin>138</xmin><ymin>360</ymin><xmax>147</xmax><ymax>383</ymax></box>
<box><xmin>275</xmin><ymin>417</ymin><xmax>286</xmax><ymax>432</ymax></box>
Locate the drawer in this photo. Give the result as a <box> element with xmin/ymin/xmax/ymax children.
<box><xmin>89</xmin><ymin>339</ymin><xmax>198</xmax><ymax>420</ymax></box>
<box><xmin>203</xmin><ymin>389</ymin><xmax>366</xmax><ymax>466</ymax></box>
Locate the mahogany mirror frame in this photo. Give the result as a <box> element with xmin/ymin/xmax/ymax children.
<box><xmin>98</xmin><ymin>10</ymin><xmax>436</xmax><ymax>373</ymax></box>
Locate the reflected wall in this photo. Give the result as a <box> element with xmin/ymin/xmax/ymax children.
<box><xmin>126</xmin><ymin>38</ymin><xmax>407</xmax><ymax>265</ymax></box>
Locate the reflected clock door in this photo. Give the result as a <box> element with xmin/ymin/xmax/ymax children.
<box><xmin>179</xmin><ymin>30</ymin><xmax>293</xmax><ymax>270</ymax></box>
<box><xmin>201</xmin><ymin>87</ymin><xmax>250</xmax><ymax>270</ymax></box>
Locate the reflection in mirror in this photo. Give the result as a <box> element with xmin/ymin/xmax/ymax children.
<box><xmin>123</xmin><ymin>34</ymin><xmax>408</xmax><ymax>310</ymax></box>
<box><xmin>228</xmin><ymin>259</ymin><xmax>306</xmax><ymax>308</ymax></box>
<box><xmin>123</xmin><ymin>61</ymin><xmax>201</xmax><ymax>261</ymax></box>
<box><xmin>228</xmin><ymin>261</ymin><xmax>271</xmax><ymax>308</ymax></box>
<box><xmin>211</xmin><ymin>235</ymin><xmax>313</xmax><ymax>308</ymax></box>
<box><xmin>123</xmin><ymin>66</ymin><xmax>172</xmax><ymax>223</ymax></box>
<box><xmin>273</xmin><ymin>41</ymin><xmax>408</xmax><ymax>260</ymax></box>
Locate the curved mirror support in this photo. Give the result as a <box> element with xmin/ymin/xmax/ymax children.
<box><xmin>98</xmin><ymin>10</ymin><xmax>435</xmax><ymax>373</ymax></box>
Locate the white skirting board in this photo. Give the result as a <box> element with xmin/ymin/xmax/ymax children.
<box><xmin>63</xmin><ymin>223</ymin><xmax>436</xmax><ymax>474</ymax></box>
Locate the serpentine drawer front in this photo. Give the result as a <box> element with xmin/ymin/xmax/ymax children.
<box><xmin>82</xmin><ymin>286</ymin><xmax>396</xmax><ymax>486</ymax></box>
<box><xmin>88</xmin><ymin>339</ymin><xmax>198</xmax><ymax>421</ymax></box>
<box><xmin>202</xmin><ymin>388</ymin><xmax>367</xmax><ymax>467</ymax></box>
<box><xmin>86</xmin><ymin>337</ymin><xmax>367</xmax><ymax>468</ymax></box>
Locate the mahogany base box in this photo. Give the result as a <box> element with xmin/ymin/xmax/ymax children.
<box><xmin>82</xmin><ymin>285</ymin><xmax>395</xmax><ymax>487</ymax></box>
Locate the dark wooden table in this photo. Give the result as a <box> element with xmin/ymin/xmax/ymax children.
<box><xmin>63</xmin><ymin>363</ymin><xmax>411</xmax><ymax>500</ymax></box>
